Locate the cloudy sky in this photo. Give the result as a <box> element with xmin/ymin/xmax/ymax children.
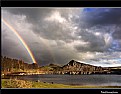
<box><xmin>1</xmin><ymin>7</ymin><xmax>121</xmax><ymax>67</ymax></box>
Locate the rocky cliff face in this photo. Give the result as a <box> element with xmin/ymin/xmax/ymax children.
<box><xmin>1</xmin><ymin>56</ymin><xmax>121</xmax><ymax>75</ymax></box>
<box><xmin>49</xmin><ymin>60</ymin><xmax>112</xmax><ymax>75</ymax></box>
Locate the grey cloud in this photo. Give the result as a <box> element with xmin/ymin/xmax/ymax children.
<box><xmin>3</xmin><ymin>8</ymin><xmax>53</xmax><ymax>24</ymax></box>
<box><xmin>33</xmin><ymin>21</ymin><xmax>73</xmax><ymax>40</ymax></box>
<box><xmin>74</xmin><ymin>28</ymin><xmax>113</xmax><ymax>52</ymax></box>
<box><xmin>78</xmin><ymin>8</ymin><xmax>121</xmax><ymax>40</ymax></box>
<box><xmin>2</xmin><ymin>8</ymin><xmax>121</xmax><ymax>66</ymax></box>
<box><xmin>4</xmin><ymin>8</ymin><xmax>79</xmax><ymax>42</ymax></box>
<box><xmin>82</xmin><ymin>8</ymin><xmax>121</xmax><ymax>27</ymax></box>
<box><xmin>2</xmin><ymin>35</ymin><xmax>31</xmax><ymax>63</ymax></box>
<box><xmin>112</xmin><ymin>25</ymin><xmax>121</xmax><ymax>39</ymax></box>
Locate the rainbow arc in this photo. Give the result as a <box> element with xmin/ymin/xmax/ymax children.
<box><xmin>2</xmin><ymin>18</ymin><xmax>37</xmax><ymax>64</ymax></box>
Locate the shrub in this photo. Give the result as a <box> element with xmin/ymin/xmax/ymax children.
<box><xmin>2</xmin><ymin>79</ymin><xmax>32</xmax><ymax>88</ymax></box>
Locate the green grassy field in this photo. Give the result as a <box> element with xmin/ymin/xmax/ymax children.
<box><xmin>1</xmin><ymin>79</ymin><xmax>121</xmax><ymax>88</ymax></box>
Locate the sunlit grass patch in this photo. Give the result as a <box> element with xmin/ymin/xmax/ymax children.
<box><xmin>2</xmin><ymin>79</ymin><xmax>121</xmax><ymax>88</ymax></box>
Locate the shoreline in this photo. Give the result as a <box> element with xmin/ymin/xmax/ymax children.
<box><xmin>2</xmin><ymin>72</ymin><xmax>121</xmax><ymax>77</ymax></box>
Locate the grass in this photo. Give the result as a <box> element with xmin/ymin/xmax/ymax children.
<box><xmin>1</xmin><ymin>79</ymin><xmax>121</xmax><ymax>88</ymax></box>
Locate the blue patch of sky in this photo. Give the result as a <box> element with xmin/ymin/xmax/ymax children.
<box><xmin>83</xmin><ymin>8</ymin><xmax>96</xmax><ymax>12</ymax></box>
<box><xmin>83</xmin><ymin>8</ymin><xmax>111</xmax><ymax>13</ymax></box>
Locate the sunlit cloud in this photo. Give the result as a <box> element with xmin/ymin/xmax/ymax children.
<box><xmin>1</xmin><ymin>8</ymin><xmax>121</xmax><ymax>67</ymax></box>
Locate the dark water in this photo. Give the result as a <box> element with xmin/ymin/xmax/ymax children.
<box><xmin>19</xmin><ymin>74</ymin><xmax>121</xmax><ymax>86</ymax></box>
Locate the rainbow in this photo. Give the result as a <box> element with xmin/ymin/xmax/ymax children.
<box><xmin>2</xmin><ymin>18</ymin><xmax>37</xmax><ymax>64</ymax></box>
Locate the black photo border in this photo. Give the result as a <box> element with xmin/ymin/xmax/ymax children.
<box><xmin>1</xmin><ymin>0</ymin><xmax>121</xmax><ymax>94</ymax></box>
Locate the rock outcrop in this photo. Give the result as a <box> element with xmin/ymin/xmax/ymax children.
<box><xmin>48</xmin><ymin>60</ymin><xmax>121</xmax><ymax>75</ymax></box>
<box><xmin>1</xmin><ymin>56</ymin><xmax>121</xmax><ymax>75</ymax></box>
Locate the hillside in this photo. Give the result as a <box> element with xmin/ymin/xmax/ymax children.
<box><xmin>41</xmin><ymin>60</ymin><xmax>121</xmax><ymax>75</ymax></box>
<box><xmin>49</xmin><ymin>60</ymin><xmax>108</xmax><ymax>74</ymax></box>
<box><xmin>61</xmin><ymin>60</ymin><xmax>121</xmax><ymax>75</ymax></box>
<box><xmin>1</xmin><ymin>56</ymin><xmax>121</xmax><ymax>75</ymax></box>
<box><xmin>1</xmin><ymin>56</ymin><xmax>39</xmax><ymax>73</ymax></box>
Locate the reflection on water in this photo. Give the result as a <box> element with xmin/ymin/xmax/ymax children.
<box><xmin>20</xmin><ymin>74</ymin><xmax>121</xmax><ymax>86</ymax></box>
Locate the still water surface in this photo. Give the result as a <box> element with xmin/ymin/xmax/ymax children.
<box><xmin>21</xmin><ymin>74</ymin><xmax>121</xmax><ymax>86</ymax></box>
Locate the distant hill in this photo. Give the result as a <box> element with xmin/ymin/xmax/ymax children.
<box><xmin>48</xmin><ymin>63</ymin><xmax>62</xmax><ymax>68</ymax></box>
<box><xmin>1</xmin><ymin>56</ymin><xmax>121</xmax><ymax>75</ymax></box>
<box><xmin>107</xmin><ymin>66</ymin><xmax>121</xmax><ymax>69</ymax></box>
<box><xmin>60</xmin><ymin>60</ymin><xmax>105</xmax><ymax>74</ymax></box>
<box><xmin>1</xmin><ymin>56</ymin><xmax>39</xmax><ymax>73</ymax></box>
<box><xmin>48</xmin><ymin>60</ymin><xmax>121</xmax><ymax>75</ymax></box>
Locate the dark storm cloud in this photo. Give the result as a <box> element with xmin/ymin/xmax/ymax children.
<box><xmin>74</xmin><ymin>26</ymin><xmax>114</xmax><ymax>52</ymax></box>
<box><xmin>2</xmin><ymin>8</ymin><xmax>121</xmax><ymax>66</ymax></box>
<box><xmin>5</xmin><ymin>8</ymin><xmax>121</xmax><ymax>40</ymax></box>
<box><xmin>82</xmin><ymin>8</ymin><xmax>121</xmax><ymax>27</ymax></box>
<box><xmin>3</xmin><ymin>8</ymin><xmax>80</xmax><ymax>41</ymax></box>
<box><xmin>80</xmin><ymin>8</ymin><xmax>121</xmax><ymax>47</ymax></box>
<box><xmin>1</xmin><ymin>30</ymin><xmax>31</xmax><ymax>62</ymax></box>
<box><xmin>3</xmin><ymin>8</ymin><xmax>53</xmax><ymax>24</ymax></box>
<box><xmin>73</xmin><ymin>8</ymin><xmax>121</xmax><ymax>52</ymax></box>
<box><xmin>112</xmin><ymin>25</ymin><xmax>121</xmax><ymax>39</ymax></box>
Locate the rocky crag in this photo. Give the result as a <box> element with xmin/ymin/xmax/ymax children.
<box><xmin>1</xmin><ymin>56</ymin><xmax>121</xmax><ymax>75</ymax></box>
<box><xmin>47</xmin><ymin>60</ymin><xmax>121</xmax><ymax>75</ymax></box>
